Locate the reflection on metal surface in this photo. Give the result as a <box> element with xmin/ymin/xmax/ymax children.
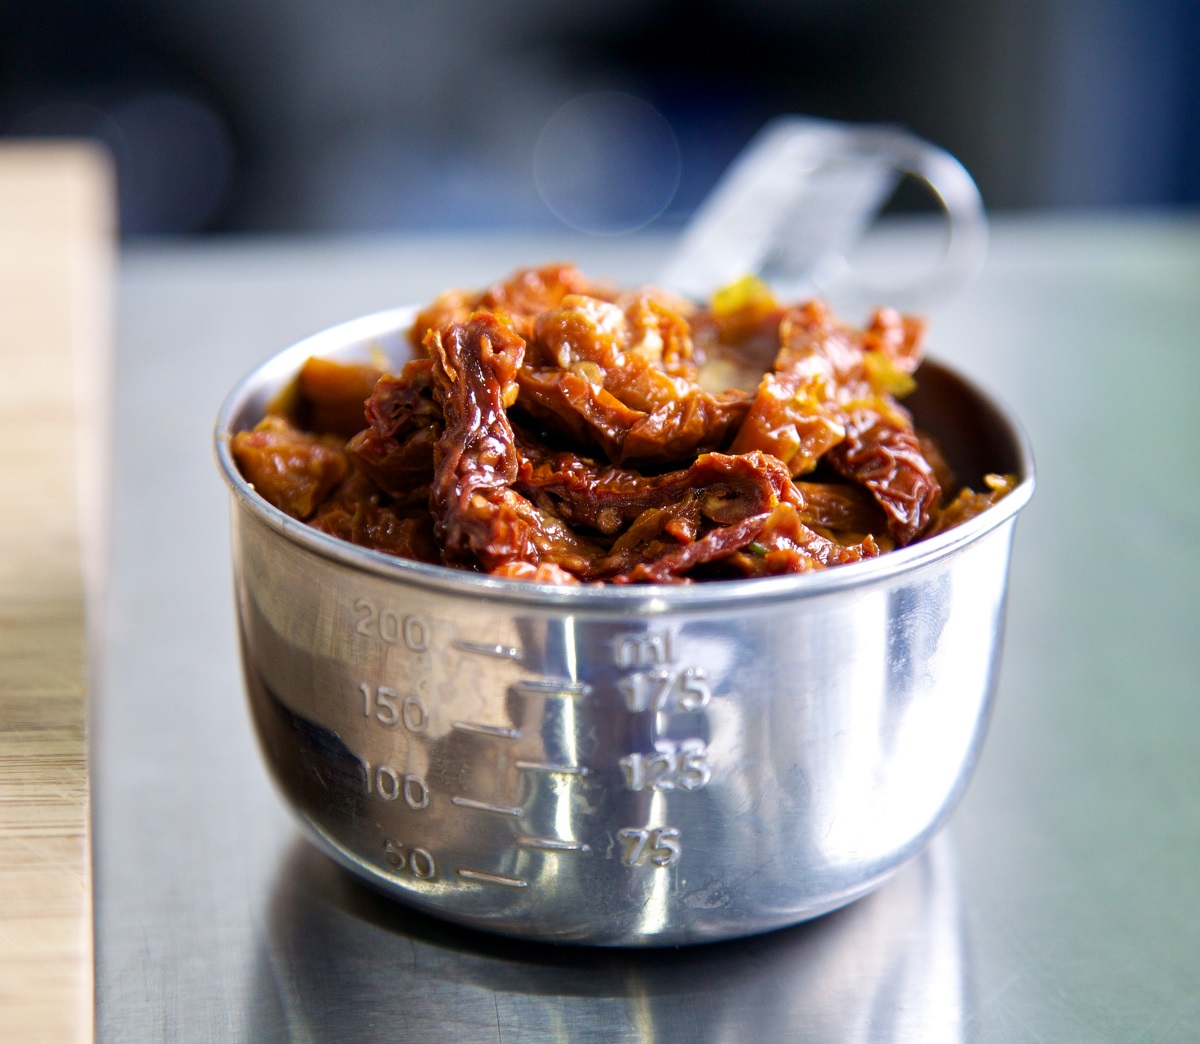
<box><xmin>450</xmin><ymin>721</ymin><xmax>522</xmax><ymax>740</ymax></box>
<box><xmin>456</xmin><ymin>868</ymin><xmax>529</xmax><ymax>889</ymax></box>
<box><xmin>452</xmin><ymin>640</ymin><xmax>524</xmax><ymax>661</ymax></box>
<box><xmin>257</xmin><ymin>835</ymin><xmax>965</xmax><ymax>1041</ymax></box>
<box><xmin>517</xmin><ymin>836</ymin><xmax>591</xmax><ymax>853</ymax></box>
<box><xmin>515</xmin><ymin>760</ymin><xmax>590</xmax><ymax>777</ymax></box>
<box><xmin>451</xmin><ymin>797</ymin><xmax>525</xmax><ymax>818</ymax></box>
<box><xmin>512</xmin><ymin>678</ymin><xmax>592</xmax><ymax>698</ymax></box>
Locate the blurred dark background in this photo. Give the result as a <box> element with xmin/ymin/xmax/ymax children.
<box><xmin>2</xmin><ymin>0</ymin><xmax>1197</xmax><ymax>236</ymax></box>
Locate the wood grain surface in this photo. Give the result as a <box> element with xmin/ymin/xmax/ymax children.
<box><xmin>0</xmin><ymin>143</ymin><xmax>113</xmax><ymax>1043</ymax></box>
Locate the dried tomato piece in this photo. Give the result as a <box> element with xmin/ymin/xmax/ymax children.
<box><xmin>516</xmin><ymin>367</ymin><xmax>644</xmax><ymax>461</ymax></box>
<box><xmin>517</xmin><ymin>367</ymin><xmax>748</xmax><ymax>468</ymax></box>
<box><xmin>729</xmin><ymin>301</ymin><xmax>856</xmax><ymax>474</ymax></box>
<box><xmin>426</xmin><ymin>314</ymin><xmax>533</xmax><ymax>568</ymax></box>
<box><xmin>478</xmin><ymin>263</ymin><xmax>613</xmax><ymax>323</ymax></box>
<box><xmin>793</xmin><ymin>481</ymin><xmax>890</xmax><ymax>537</ymax></box>
<box><xmin>535</xmin><ymin>294</ymin><xmax>697</xmax><ymax>409</ymax></box>
<box><xmin>230</xmin><ymin>415</ymin><xmax>347</xmax><ymax>520</ymax></box>
<box><xmin>926</xmin><ymin>474</ymin><xmax>1018</xmax><ymax>536</ymax></box>
<box><xmin>728</xmin><ymin>368</ymin><xmax>847</xmax><ymax>473</ymax></box>
<box><xmin>618</xmin><ymin>394</ymin><xmax>749</xmax><ymax>467</ymax></box>
<box><xmin>757</xmin><ymin>502</ymin><xmax>881</xmax><ymax>569</ymax></box>
<box><xmin>728</xmin><ymin>299</ymin><xmax>931</xmax><ymax>479</ymax></box>
<box><xmin>409</xmin><ymin>263</ymin><xmax>614</xmax><ymax>352</ymax></box>
<box><xmin>608</xmin><ymin>513</ymin><xmax>771</xmax><ymax>584</ymax></box>
<box><xmin>348</xmin><ymin>426</ymin><xmax>437</xmax><ymax>508</ymax></box>
<box><xmin>621</xmin><ymin>290</ymin><xmax>698</xmax><ymax>378</ymax></box>
<box><xmin>713</xmin><ymin>503</ymin><xmax>880</xmax><ymax>579</ymax></box>
<box><xmin>861</xmin><ymin>306</ymin><xmax>926</xmax><ymax>375</ymax></box>
<box><xmin>234</xmin><ymin>264</ymin><xmax>1010</xmax><ymax>583</ymax></box>
<box><xmin>427</xmin><ymin>313</ymin><xmax>602</xmax><ymax>576</ymax></box>
<box><xmin>528</xmin><ymin>294</ymin><xmax>749</xmax><ymax>466</ymax></box>
<box><xmin>362</xmin><ymin>359</ymin><xmax>437</xmax><ymax>437</ymax></box>
<box><xmin>519</xmin><ymin>450</ymin><xmax>800</xmax><ymax>537</ymax></box>
<box><xmin>348</xmin><ymin>360</ymin><xmax>440</xmax><ymax>503</ymax></box>
<box><xmin>294</xmin><ymin>356</ymin><xmax>385</xmax><ymax>437</ymax></box>
<box><xmin>311</xmin><ymin>471</ymin><xmax>439</xmax><ymax>563</ymax></box>
<box><xmin>725</xmin><ymin>298</ymin><xmax>942</xmax><ymax>544</ymax></box>
<box><xmin>828</xmin><ymin>409</ymin><xmax>941</xmax><ymax>546</ymax></box>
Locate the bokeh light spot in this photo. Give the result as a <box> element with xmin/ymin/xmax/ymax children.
<box><xmin>534</xmin><ymin>91</ymin><xmax>681</xmax><ymax>235</ymax></box>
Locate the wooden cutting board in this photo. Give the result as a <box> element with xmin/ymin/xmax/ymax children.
<box><xmin>0</xmin><ymin>143</ymin><xmax>113</xmax><ymax>1043</ymax></box>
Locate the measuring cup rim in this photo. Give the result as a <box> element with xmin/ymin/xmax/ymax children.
<box><xmin>215</xmin><ymin>305</ymin><xmax>1035</xmax><ymax>611</ymax></box>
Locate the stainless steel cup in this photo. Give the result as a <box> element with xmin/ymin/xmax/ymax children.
<box><xmin>215</xmin><ymin>307</ymin><xmax>1034</xmax><ymax>946</ymax></box>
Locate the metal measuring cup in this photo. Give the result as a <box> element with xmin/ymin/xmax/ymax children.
<box><xmin>215</xmin><ymin>119</ymin><xmax>1031</xmax><ymax>946</ymax></box>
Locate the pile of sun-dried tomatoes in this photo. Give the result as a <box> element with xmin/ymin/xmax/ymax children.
<box><xmin>232</xmin><ymin>264</ymin><xmax>1012</xmax><ymax>584</ymax></box>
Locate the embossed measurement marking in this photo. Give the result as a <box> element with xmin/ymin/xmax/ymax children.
<box><xmin>618</xmin><ymin>826</ymin><xmax>682</xmax><ymax>868</ymax></box>
<box><xmin>359</xmin><ymin>760</ymin><xmax>431</xmax><ymax>808</ymax></box>
<box><xmin>451</xmin><ymin>796</ymin><xmax>523</xmax><ymax>817</ymax></box>
<box><xmin>517</xmin><ymin>836</ymin><xmax>590</xmax><ymax>853</ymax></box>
<box><xmin>512</xmin><ymin>678</ymin><xmax>592</xmax><ymax>698</ymax></box>
<box><xmin>515</xmin><ymin>760</ymin><xmax>590</xmax><ymax>776</ymax></box>
<box><xmin>358</xmin><ymin>683</ymin><xmax>427</xmax><ymax>732</ymax></box>
<box><xmin>614</xmin><ymin>631</ymin><xmax>677</xmax><ymax>669</ymax></box>
<box><xmin>450</xmin><ymin>721</ymin><xmax>521</xmax><ymax>739</ymax></box>
<box><xmin>384</xmin><ymin>840</ymin><xmax>436</xmax><ymax>880</ymax></box>
<box><xmin>353</xmin><ymin>599</ymin><xmax>429</xmax><ymax>651</ymax></box>
<box><xmin>620</xmin><ymin>742</ymin><xmax>710</xmax><ymax>792</ymax></box>
<box><xmin>618</xmin><ymin>667</ymin><xmax>711</xmax><ymax>713</ymax></box>
<box><xmin>453</xmin><ymin>640</ymin><xmax>523</xmax><ymax>661</ymax></box>
<box><xmin>457</xmin><ymin>868</ymin><xmax>529</xmax><ymax>889</ymax></box>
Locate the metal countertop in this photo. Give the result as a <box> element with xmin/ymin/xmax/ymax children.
<box><xmin>95</xmin><ymin>219</ymin><xmax>1200</xmax><ymax>1041</ymax></box>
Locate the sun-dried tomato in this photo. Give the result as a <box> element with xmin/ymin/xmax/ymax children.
<box><xmin>347</xmin><ymin>360</ymin><xmax>440</xmax><ymax>504</ymax></box>
<box><xmin>230</xmin><ymin>415</ymin><xmax>347</xmax><ymax>520</ymax></box>
<box><xmin>236</xmin><ymin>264</ymin><xmax>1014</xmax><ymax>583</ymax></box>
<box><xmin>294</xmin><ymin>356</ymin><xmax>387</xmax><ymax>438</ymax></box>
<box><xmin>828</xmin><ymin>409</ymin><xmax>941</xmax><ymax>545</ymax></box>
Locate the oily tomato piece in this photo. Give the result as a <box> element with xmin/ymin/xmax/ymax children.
<box><xmin>233</xmin><ymin>265</ymin><xmax>1013</xmax><ymax>582</ymax></box>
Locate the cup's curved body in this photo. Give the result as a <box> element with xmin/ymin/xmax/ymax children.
<box><xmin>216</xmin><ymin>308</ymin><xmax>1034</xmax><ymax>946</ymax></box>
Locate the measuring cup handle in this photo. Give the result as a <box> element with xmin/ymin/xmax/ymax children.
<box><xmin>805</xmin><ymin>123</ymin><xmax>989</xmax><ymax>308</ymax></box>
<box><xmin>661</xmin><ymin>115</ymin><xmax>988</xmax><ymax>309</ymax></box>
